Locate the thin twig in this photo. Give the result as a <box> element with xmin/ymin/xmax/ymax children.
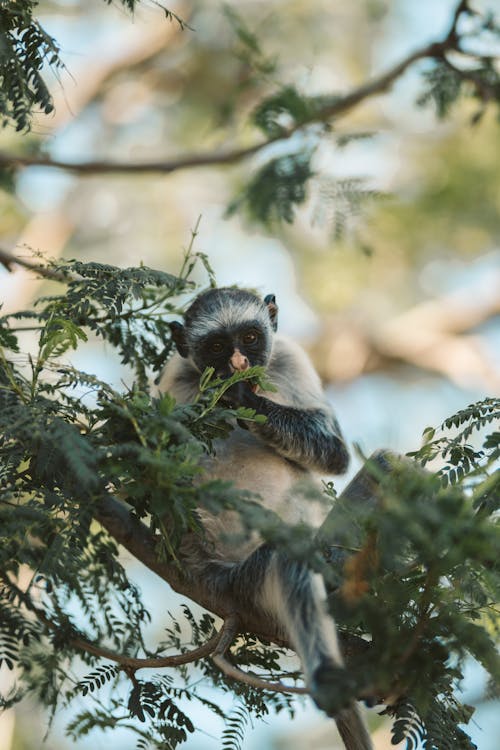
<box><xmin>6</xmin><ymin>575</ymin><xmax>306</xmax><ymax>691</ymax></box>
<box><xmin>440</xmin><ymin>56</ymin><xmax>497</xmax><ymax>103</ymax></box>
<box><xmin>446</xmin><ymin>0</ymin><xmax>472</xmax><ymax>46</ymax></box>
<box><xmin>0</xmin><ymin>247</ymin><xmax>70</xmax><ymax>283</ymax></box>
<box><xmin>69</xmin><ymin>629</ymin><xmax>222</xmax><ymax>669</ymax></box>
<box><xmin>212</xmin><ymin>615</ymin><xmax>308</xmax><ymax>695</ymax></box>
<box><xmin>2</xmin><ymin>575</ymin><xmax>222</xmax><ymax>669</ymax></box>
<box><xmin>0</xmin><ymin>141</ymin><xmax>266</xmax><ymax>175</ymax></box>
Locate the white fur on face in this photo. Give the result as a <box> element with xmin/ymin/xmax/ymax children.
<box><xmin>187</xmin><ymin>295</ymin><xmax>270</xmax><ymax>343</ymax></box>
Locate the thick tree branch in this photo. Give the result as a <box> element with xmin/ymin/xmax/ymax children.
<box><xmin>94</xmin><ymin>495</ymin><xmax>287</xmax><ymax>645</ymax></box>
<box><xmin>95</xmin><ymin>452</ymin><xmax>393</xmax><ymax>653</ymax></box>
<box><xmin>0</xmin><ymin>1</ymin><xmax>476</xmax><ymax>177</ymax></box>
<box><xmin>2</xmin><ymin>454</ymin><xmax>388</xmax><ymax>699</ymax></box>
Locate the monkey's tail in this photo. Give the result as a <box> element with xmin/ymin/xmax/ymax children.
<box><xmin>311</xmin><ymin>665</ymin><xmax>373</xmax><ymax>750</ymax></box>
<box><xmin>260</xmin><ymin>548</ymin><xmax>373</xmax><ymax>750</ymax></box>
<box><xmin>335</xmin><ymin>705</ymin><xmax>373</xmax><ymax>750</ymax></box>
<box><xmin>250</xmin><ymin>549</ymin><xmax>373</xmax><ymax>750</ymax></box>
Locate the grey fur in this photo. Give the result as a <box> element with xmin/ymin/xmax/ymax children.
<box><xmin>184</xmin><ymin>287</ymin><xmax>273</xmax><ymax>344</ymax></box>
<box><xmin>159</xmin><ymin>288</ymin><xmax>372</xmax><ymax>750</ymax></box>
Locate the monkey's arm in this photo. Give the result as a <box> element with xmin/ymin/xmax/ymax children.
<box><xmin>225</xmin><ymin>383</ymin><xmax>349</xmax><ymax>474</ymax></box>
<box><xmin>226</xmin><ymin>336</ymin><xmax>349</xmax><ymax>474</ymax></box>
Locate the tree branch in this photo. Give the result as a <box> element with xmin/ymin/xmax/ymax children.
<box><xmin>0</xmin><ymin>1</ymin><xmax>476</xmax><ymax>178</ymax></box>
<box><xmin>211</xmin><ymin>615</ymin><xmax>308</xmax><ymax>695</ymax></box>
<box><xmin>0</xmin><ymin>247</ymin><xmax>70</xmax><ymax>282</ymax></box>
<box><xmin>446</xmin><ymin>0</ymin><xmax>471</xmax><ymax>47</ymax></box>
<box><xmin>95</xmin><ymin>451</ymin><xmax>395</xmax><ymax>654</ymax></box>
<box><xmin>2</xmin><ymin>454</ymin><xmax>390</xmax><ymax>700</ymax></box>
<box><xmin>67</xmin><ymin>630</ymin><xmax>224</xmax><ymax>670</ymax></box>
<box><xmin>93</xmin><ymin>495</ymin><xmax>288</xmax><ymax>645</ymax></box>
<box><xmin>0</xmin><ymin>141</ymin><xmax>267</xmax><ymax>175</ymax></box>
<box><xmin>3</xmin><ymin>575</ymin><xmax>223</xmax><ymax>670</ymax></box>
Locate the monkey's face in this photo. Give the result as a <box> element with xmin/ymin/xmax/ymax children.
<box><xmin>193</xmin><ymin>323</ymin><xmax>271</xmax><ymax>377</ymax></box>
<box><xmin>169</xmin><ymin>287</ymin><xmax>277</xmax><ymax>375</ymax></box>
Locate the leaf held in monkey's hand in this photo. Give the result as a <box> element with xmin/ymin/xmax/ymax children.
<box><xmin>219</xmin><ymin>380</ymin><xmax>257</xmax><ymax>409</ymax></box>
<box><xmin>197</xmin><ymin>365</ymin><xmax>275</xmax><ymax>404</ymax></box>
<box><xmin>235</xmin><ymin>406</ymin><xmax>267</xmax><ymax>424</ymax></box>
<box><xmin>194</xmin><ymin>365</ymin><xmax>274</xmax><ymax>420</ymax></box>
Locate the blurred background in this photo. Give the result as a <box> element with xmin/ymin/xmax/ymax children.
<box><xmin>0</xmin><ymin>0</ymin><xmax>499</xmax><ymax>748</ymax></box>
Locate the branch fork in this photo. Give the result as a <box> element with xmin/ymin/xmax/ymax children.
<box><xmin>212</xmin><ymin>614</ymin><xmax>308</xmax><ymax>695</ymax></box>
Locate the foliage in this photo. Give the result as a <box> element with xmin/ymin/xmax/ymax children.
<box><xmin>2</xmin><ymin>1</ymin><xmax>500</xmax><ymax>235</ymax></box>
<box><xmin>224</xmin><ymin>3</ymin><xmax>500</xmax><ymax>231</ymax></box>
<box><xmin>0</xmin><ymin>1</ymin><xmax>500</xmax><ymax>748</ymax></box>
<box><xmin>312</xmin><ymin>176</ymin><xmax>381</xmax><ymax>241</ymax></box>
<box><xmin>223</xmin><ymin>5</ymin><xmax>277</xmax><ymax>80</ymax></box>
<box><xmin>416</xmin><ymin>60</ymin><xmax>465</xmax><ymax>119</ymax></box>
<box><xmin>408</xmin><ymin>398</ymin><xmax>500</xmax><ymax>497</ymax></box>
<box><xmin>227</xmin><ymin>148</ymin><xmax>316</xmax><ymax>225</ymax></box>
<box><xmin>252</xmin><ymin>85</ymin><xmax>338</xmax><ymax>139</ymax></box>
<box><xmin>0</xmin><ymin>254</ymin><xmax>498</xmax><ymax>749</ymax></box>
<box><xmin>417</xmin><ymin>8</ymin><xmax>500</xmax><ymax>123</ymax></box>
<box><xmin>320</xmin><ymin>410</ymin><xmax>500</xmax><ymax>750</ymax></box>
<box><xmin>0</xmin><ymin>0</ymin><xmax>184</xmax><ymax>131</ymax></box>
<box><xmin>0</xmin><ymin>254</ymin><xmax>297</xmax><ymax>747</ymax></box>
<box><xmin>0</xmin><ymin>0</ymin><xmax>62</xmax><ymax>131</ymax></box>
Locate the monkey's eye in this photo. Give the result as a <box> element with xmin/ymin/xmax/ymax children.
<box><xmin>243</xmin><ymin>330</ymin><xmax>258</xmax><ymax>345</ymax></box>
<box><xmin>209</xmin><ymin>340</ymin><xmax>225</xmax><ymax>354</ymax></box>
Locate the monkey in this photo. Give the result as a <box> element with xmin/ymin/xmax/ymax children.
<box><xmin>158</xmin><ymin>287</ymin><xmax>372</xmax><ymax>750</ymax></box>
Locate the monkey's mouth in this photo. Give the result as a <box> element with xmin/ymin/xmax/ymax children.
<box><xmin>223</xmin><ymin>366</ymin><xmax>259</xmax><ymax>393</ymax></box>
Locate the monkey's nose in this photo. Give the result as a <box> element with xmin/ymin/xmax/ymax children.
<box><xmin>230</xmin><ymin>350</ymin><xmax>250</xmax><ymax>372</ymax></box>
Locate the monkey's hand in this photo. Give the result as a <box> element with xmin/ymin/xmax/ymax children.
<box><xmin>223</xmin><ymin>382</ymin><xmax>349</xmax><ymax>473</ymax></box>
<box><xmin>221</xmin><ymin>381</ymin><xmax>263</xmax><ymax>411</ymax></box>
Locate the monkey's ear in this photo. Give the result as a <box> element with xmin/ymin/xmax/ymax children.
<box><xmin>264</xmin><ymin>294</ymin><xmax>278</xmax><ymax>331</ymax></box>
<box><xmin>169</xmin><ymin>321</ymin><xmax>189</xmax><ymax>358</ymax></box>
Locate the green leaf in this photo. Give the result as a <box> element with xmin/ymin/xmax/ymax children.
<box><xmin>228</xmin><ymin>149</ymin><xmax>315</xmax><ymax>224</ymax></box>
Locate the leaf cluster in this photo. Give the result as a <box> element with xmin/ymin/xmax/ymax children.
<box><xmin>228</xmin><ymin>148</ymin><xmax>316</xmax><ymax>225</ymax></box>
<box><xmin>0</xmin><ymin>255</ymin><xmax>302</xmax><ymax>747</ymax></box>
<box><xmin>320</xmin><ymin>436</ymin><xmax>499</xmax><ymax>746</ymax></box>
<box><xmin>223</xmin><ymin>6</ymin><xmax>277</xmax><ymax>79</ymax></box>
<box><xmin>409</xmin><ymin>398</ymin><xmax>500</xmax><ymax>510</ymax></box>
<box><xmin>417</xmin><ymin>10</ymin><xmax>500</xmax><ymax>124</ymax></box>
<box><xmin>252</xmin><ymin>86</ymin><xmax>338</xmax><ymax>139</ymax></box>
<box><xmin>0</xmin><ymin>0</ymin><xmax>188</xmax><ymax>132</ymax></box>
<box><xmin>223</xmin><ymin>3</ymin><xmax>500</xmax><ymax>230</ymax></box>
<box><xmin>0</xmin><ymin>257</ymin><xmax>498</xmax><ymax>749</ymax></box>
<box><xmin>0</xmin><ymin>0</ymin><xmax>62</xmax><ymax>131</ymax></box>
